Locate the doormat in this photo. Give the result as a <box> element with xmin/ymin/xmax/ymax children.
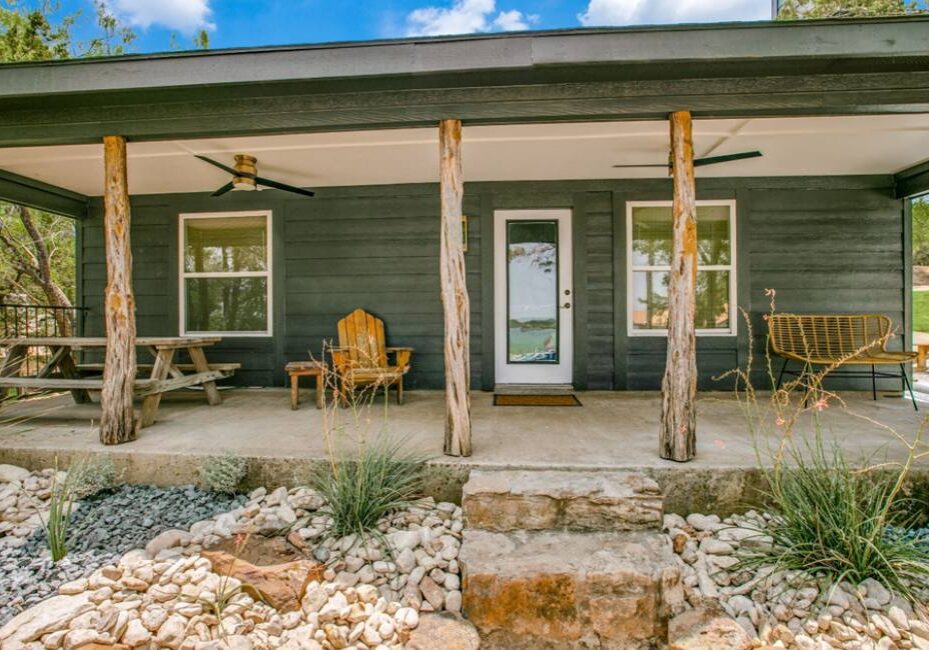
<box><xmin>493</xmin><ymin>394</ymin><xmax>582</xmax><ymax>407</ymax></box>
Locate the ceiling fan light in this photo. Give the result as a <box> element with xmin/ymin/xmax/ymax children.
<box><xmin>232</xmin><ymin>176</ymin><xmax>257</xmax><ymax>191</ymax></box>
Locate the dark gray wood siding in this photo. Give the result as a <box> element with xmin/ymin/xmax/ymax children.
<box><xmin>81</xmin><ymin>175</ymin><xmax>904</xmax><ymax>391</ymax></box>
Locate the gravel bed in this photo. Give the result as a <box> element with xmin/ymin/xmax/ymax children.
<box><xmin>0</xmin><ymin>484</ymin><xmax>243</xmax><ymax>626</ymax></box>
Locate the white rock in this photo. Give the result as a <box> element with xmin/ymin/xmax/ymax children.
<box><xmin>388</xmin><ymin>530</ymin><xmax>420</xmax><ymax>552</ymax></box>
<box><xmin>0</xmin><ymin>593</ymin><xmax>93</xmax><ymax>646</ymax></box>
<box><xmin>145</xmin><ymin>529</ymin><xmax>191</xmax><ymax>556</ymax></box>
<box><xmin>0</xmin><ymin>464</ymin><xmax>30</xmax><ymax>483</ymax></box>
<box><xmin>859</xmin><ymin>578</ymin><xmax>891</xmax><ymax>606</ymax></box>
<box><xmin>686</xmin><ymin>513</ymin><xmax>724</xmax><ymax>532</ymax></box>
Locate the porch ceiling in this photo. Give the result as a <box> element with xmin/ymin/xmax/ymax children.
<box><xmin>1</xmin><ymin>114</ymin><xmax>928</xmax><ymax>197</ymax></box>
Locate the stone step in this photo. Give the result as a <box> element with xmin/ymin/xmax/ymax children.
<box><xmin>462</xmin><ymin>469</ymin><xmax>663</xmax><ymax>532</ymax></box>
<box><xmin>460</xmin><ymin>529</ymin><xmax>682</xmax><ymax>649</ymax></box>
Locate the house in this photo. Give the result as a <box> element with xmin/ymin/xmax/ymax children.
<box><xmin>0</xmin><ymin>16</ymin><xmax>928</xmax><ymax>457</ymax></box>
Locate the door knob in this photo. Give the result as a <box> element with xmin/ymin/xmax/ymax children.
<box><xmin>563</xmin><ymin>302</ymin><xmax>572</xmax><ymax>309</ymax></box>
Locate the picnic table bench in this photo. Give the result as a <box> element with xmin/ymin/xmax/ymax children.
<box><xmin>768</xmin><ymin>314</ymin><xmax>917</xmax><ymax>410</ymax></box>
<box><xmin>0</xmin><ymin>336</ymin><xmax>240</xmax><ymax>429</ymax></box>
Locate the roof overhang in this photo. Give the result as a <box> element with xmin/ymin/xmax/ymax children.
<box><xmin>0</xmin><ymin>17</ymin><xmax>928</xmax><ymax>148</ymax></box>
<box><xmin>1</xmin><ymin>17</ymin><xmax>928</xmax><ymax>99</ymax></box>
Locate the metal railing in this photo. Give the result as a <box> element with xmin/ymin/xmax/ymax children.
<box><xmin>0</xmin><ymin>303</ymin><xmax>89</xmax><ymax>380</ymax></box>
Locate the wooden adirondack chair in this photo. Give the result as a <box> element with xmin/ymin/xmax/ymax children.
<box><xmin>331</xmin><ymin>309</ymin><xmax>413</xmax><ymax>404</ymax></box>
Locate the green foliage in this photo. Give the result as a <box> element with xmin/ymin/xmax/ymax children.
<box><xmin>913</xmin><ymin>291</ymin><xmax>929</xmax><ymax>333</ymax></box>
<box><xmin>312</xmin><ymin>436</ymin><xmax>429</xmax><ymax>542</ymax></box>
<box><xmin>0</xmin><ymin>203</ymin><xmax>76</xmax><ymax>305</ymax></box>
<box><xmin>740</xmin><ymin>433</ymin><xmax>929</xmax><ymax>601</ymax></box>
<box><xmin>0</xmin><ymin>0</ymin><xmax>72</xmax><ymax>62</ymax></box>
<box><xmin>40</xmin><ymin>455</ymin><xmax>117</xmax><ymax>562</ymax></box>
<box><xmin>777</xmin><ymin>0</ymin><xmax>925</xmax><ymax>18</ymax></box>
<box><xmin>912</xmin><ymin>198</ymin><xmax>929</xmax><ymax>266</ymax></box>
<box><xmin>199</xmin><ymin>454</ymin><xmax>248</xmax><ymax>494</ymax></box>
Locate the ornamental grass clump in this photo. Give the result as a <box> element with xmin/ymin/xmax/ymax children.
<box><xmin>310</xmin><ymin>342</ymin><xmax>429</xmax><ymax>542</ymax></box>
<box><xmin>40</xmin><ymin>455</ymin><xmax>118</xmax><ymax>562</ymax></box>
<box><xmin>311</xmin><ymin>435</ymin><xmax>429</xmax><ymax>541</ymax></box>
<box><xmin>721</xmin><ymin>290</ymin><xmax>929</xmax><ymax>602</ymax></box>
<box><xmin>737</xmin><ymin>434</ymin><xmax>929</xmax><ymax>601</ymax></box>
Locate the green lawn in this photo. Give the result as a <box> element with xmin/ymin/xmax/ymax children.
<box><xmin>914</xmin><ymin>291</ymin><xmax>929</xmax><ymax>333</ymax></box>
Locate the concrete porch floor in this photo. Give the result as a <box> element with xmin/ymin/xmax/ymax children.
<box><xmin>1</xmin><ymin>388</ymin><xmax>927</xmax><ymax>513</ymax></box>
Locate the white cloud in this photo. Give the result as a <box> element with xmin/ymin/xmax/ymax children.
<box><xmin>108</xmin><ymin>0</ymin><xmax>215</xmax><ymax>33</ymax></box>
<box><xmin>578</xmin><ymin>0</ymin><xmax>770</xmax><ymax>26</ymax></box>
<box><xmin>405</xmin><ymin>0</ymin><xmax>534</xmax><ymax>36</ymax></box>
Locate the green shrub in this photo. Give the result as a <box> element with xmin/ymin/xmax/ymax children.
<box><xmin>199</xmin><ymin>454</ymin><xmax>248</xmax><ymax>494</ymax></box>
<box><xmin>311</xmin><ymin>436</ymin><xmax>428</xmax><ymax>542</ymax></box>
<box><xmin>68</xmin><ymin>455</ymin><xmax>119</xmax><ymax>498</ymax></box>
<box><xmin>738</xmin><ymin>434</ymin><xmax>929</xmax><ymax>601</ymax></box>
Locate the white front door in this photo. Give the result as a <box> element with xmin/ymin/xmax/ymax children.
<box><xmin>494</xmin><ymin>210</ymin><xmax>573</xmax><ymax>385</ymax></box>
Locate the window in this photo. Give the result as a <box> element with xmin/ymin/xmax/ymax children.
<box><xmin>179</xmin><ymin>211</ymin><xmax>272</xmax><ymax>336</ymax></box>
<box><xmin>627</xmin><ymin>201</ymin><xmax>736</xmax><ymax>336</ymax></box>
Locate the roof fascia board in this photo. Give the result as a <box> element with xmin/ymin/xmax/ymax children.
<box><xmin>1</xmin><ymin>18</ymin><xmax>928</xmax><ymax>99</ymax></box>
<box><xmin>0</xmin><ymin>169</ymin><xmax>89</xmax><ymax>218</ymax></box>
<box><xmin>895</xmin><ymin>160</ymin><xmax>929</xmax><ymax>199</ymax></box>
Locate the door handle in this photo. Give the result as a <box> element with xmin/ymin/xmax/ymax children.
<box><xmin>563</xmin><ymin>302</ymin><xmax>572</xmax><ymax>309</ymax></box>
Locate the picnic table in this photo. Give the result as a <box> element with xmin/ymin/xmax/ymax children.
<box><xmin>0</xmin><ymin>336</ymin><xmax>240</xmax><ymax>429</ymax></box>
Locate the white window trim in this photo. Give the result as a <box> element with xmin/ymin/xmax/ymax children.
<box><xmin>626</xmin><ymin>199</ymin><xmax>737</xmax><ymax>337</ymax></box>
<box><xmin>178</xmin><ymin>210</ymin><xmax>273</xmax><ymax>337</ymax></box>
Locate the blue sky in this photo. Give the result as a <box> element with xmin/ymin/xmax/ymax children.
<box><xmin>43</xmin><ymin>0</ymin><xmax>778</xmax><ymax>53</ymax></box>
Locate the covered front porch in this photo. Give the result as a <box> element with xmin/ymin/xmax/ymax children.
<box><xmin>0</xmin><ymin>388</ymin><xmax>925</xmax><ymax>511</ymax></box>
<box><xmin>2</xmin><ymin>19</ymin><xmax>929</xmax><ymax>463</ymax></box>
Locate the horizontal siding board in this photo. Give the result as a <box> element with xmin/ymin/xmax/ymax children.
<box><xmin>79</xmin><ymin>175</ymin><xmax>904</xmax><ymax>391</ymax></box>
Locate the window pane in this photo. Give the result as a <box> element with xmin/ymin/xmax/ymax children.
<box><xmin>697</xmin><ymin>206</ymin><xmax>731</xmax><ymax>266</ymax></box>
<box><xmin>184</xmin><ymin>216</ymin><xmax>267</xmax><ymax>273</ymax></box>
<box><xmin>631</xmin><ymin>207</ymin><xmax>673</xmax><ymax>266</ymax></box>
<box><xmin>631</xmin><ymin>270</ymin><xmax>730</xmax><ymax>331</ymax></box>
<box><xmin>507</xmin><ymin>220</ymin><xmax>559</xmax><ymax>363</ymax></box>
<box><xmin>185</xmin><ymin>277</ymin><xmax>268</xmax><ymax>332</ymax></box>
<box><xmin>696</xmin><ymin>270</ymin><xmax>730</xmax><ymax>330</ymax></box>
<box><xmin>631</xmin><ymin>205</ymin><xmax>731</xmax><ymax>266</ymax></box>
<box><xmin>631</xmin><ymin>270</ymin><xmax>669</xmax><ymax>330</ymax></box>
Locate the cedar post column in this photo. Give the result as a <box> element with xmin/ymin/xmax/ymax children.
<box><xmin>659</xmin><ymin>111</ymin><xmax>697</xmax><ymax>462</ymax></box>
<box><xmin>439</xmin><ymin>119</ymin><xmax>472</xmax><ymax>456</ymax></box>
<box><xmin>100</xmin><ymin>135</ymin><xmax>138</xmax><ymax>445</ymax></box>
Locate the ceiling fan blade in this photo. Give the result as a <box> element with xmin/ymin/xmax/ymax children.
<box><xmin>254</xmin><ymin>175</ymin><xmax>316</xmax><ymax>197</ymax></box>
<box><xmin>194</xmin><ymin>155</ymin><xmax>242</xmax><ymax>177</ymax></box>
<box><xmin>211</xmin><ymin>182</ymin><xmax>235</xmax><ymax>197</ymax></box>
<box><xmin>611</xmin><ymin>163</ymin><xmax>669</xmax><ymax>168</ymax></box>
<box><xmin>693</xmin><ymin>151</ymin><xmax>762</xmax><ymax>167</ymax></box>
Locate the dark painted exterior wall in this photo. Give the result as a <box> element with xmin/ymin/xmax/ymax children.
<box><xmin>80</xmin><ymin>175</ymin><xmax>905</xmax><ymax>391</ymax></box>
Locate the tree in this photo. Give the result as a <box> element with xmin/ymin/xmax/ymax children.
<box><xmin>777</xmin><ymin>0</ymin><xmax>925</xmax><ymax>18</ymax></box>
<box><xmin>0</xmin><ymin>1</ymin><xmax>140</xmax><ymax>331</ymax></box>
<box><xmin>913</xmin><ymin>198</ymin><xmax>929</xmax><ymax>266</ymax></box>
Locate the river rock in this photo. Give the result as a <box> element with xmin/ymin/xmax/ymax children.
<box><xmin>406</xmin><ymin>612</ymin><xmax>480</xmax><ymax>650</ymax></box>
<box><xmin>669</xmin><ymin>605</ymin><xmax>752</xmax><ymax>650</ymax></box>
<box><xmin>0</xmin><ymin>593</ymin><xmax>93</xmax><ymax>646</ymax></box>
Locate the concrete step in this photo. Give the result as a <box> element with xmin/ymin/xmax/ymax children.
<box><xmin>460</xmin><ymin>529</ymin><xmax>682</xmax><ymax>649</ymax></box>
<box><xmin>462</xmin><ymin>469</ymin><xmax>663</xmax><ymax>533</ymax></box>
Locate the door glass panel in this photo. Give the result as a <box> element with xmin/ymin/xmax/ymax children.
<box><xmin>507</xmin><ymin>220</ymin><xmax>559</xmax><ymax>363</ymax></box>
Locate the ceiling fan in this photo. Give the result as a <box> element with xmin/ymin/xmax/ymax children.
<box><xmin>612</xmin><ymin>150</ymin><xmax>763</xmax><ymax>170</ymax></box>
<box><xmin>194</xmin><ymin>154</ymin><xmax>316</xmax><ymax>198</ymax></box>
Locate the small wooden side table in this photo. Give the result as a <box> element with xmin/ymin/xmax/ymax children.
<box><xmin>285</xmin><ymin>361</ymin><xmax>328</xmax><ymax>410</ymax></box>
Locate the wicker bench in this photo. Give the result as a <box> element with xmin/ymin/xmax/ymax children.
<box><xmin>768</xmin><ymin>314</ymin><xmax>918</xmax><ymax>410</ymax></box>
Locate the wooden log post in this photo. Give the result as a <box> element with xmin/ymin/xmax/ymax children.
<box><xmin>99</xmin><ymin>135</ymin><xmax>139</xmax><ymax>445</ymax></box>
<box><xmin>439</xmin><ymin>119</ymin><xmax>472</xmax><ymax>457</ymax></box>
<box><xmin>659</xmin><ymin>111</ymin><xmax>698</xmax><ymax>462</ymax></box>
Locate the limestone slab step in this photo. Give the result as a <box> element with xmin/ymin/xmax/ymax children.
<box><xmin>462</xmin><ymin>469</ymin><xmax>663</xmax><ymax>532</ymax></box>
<box><xmin>460</xmin><ymin>529</ymin><xmax>682</xmax><ymax>649</ymax></box>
